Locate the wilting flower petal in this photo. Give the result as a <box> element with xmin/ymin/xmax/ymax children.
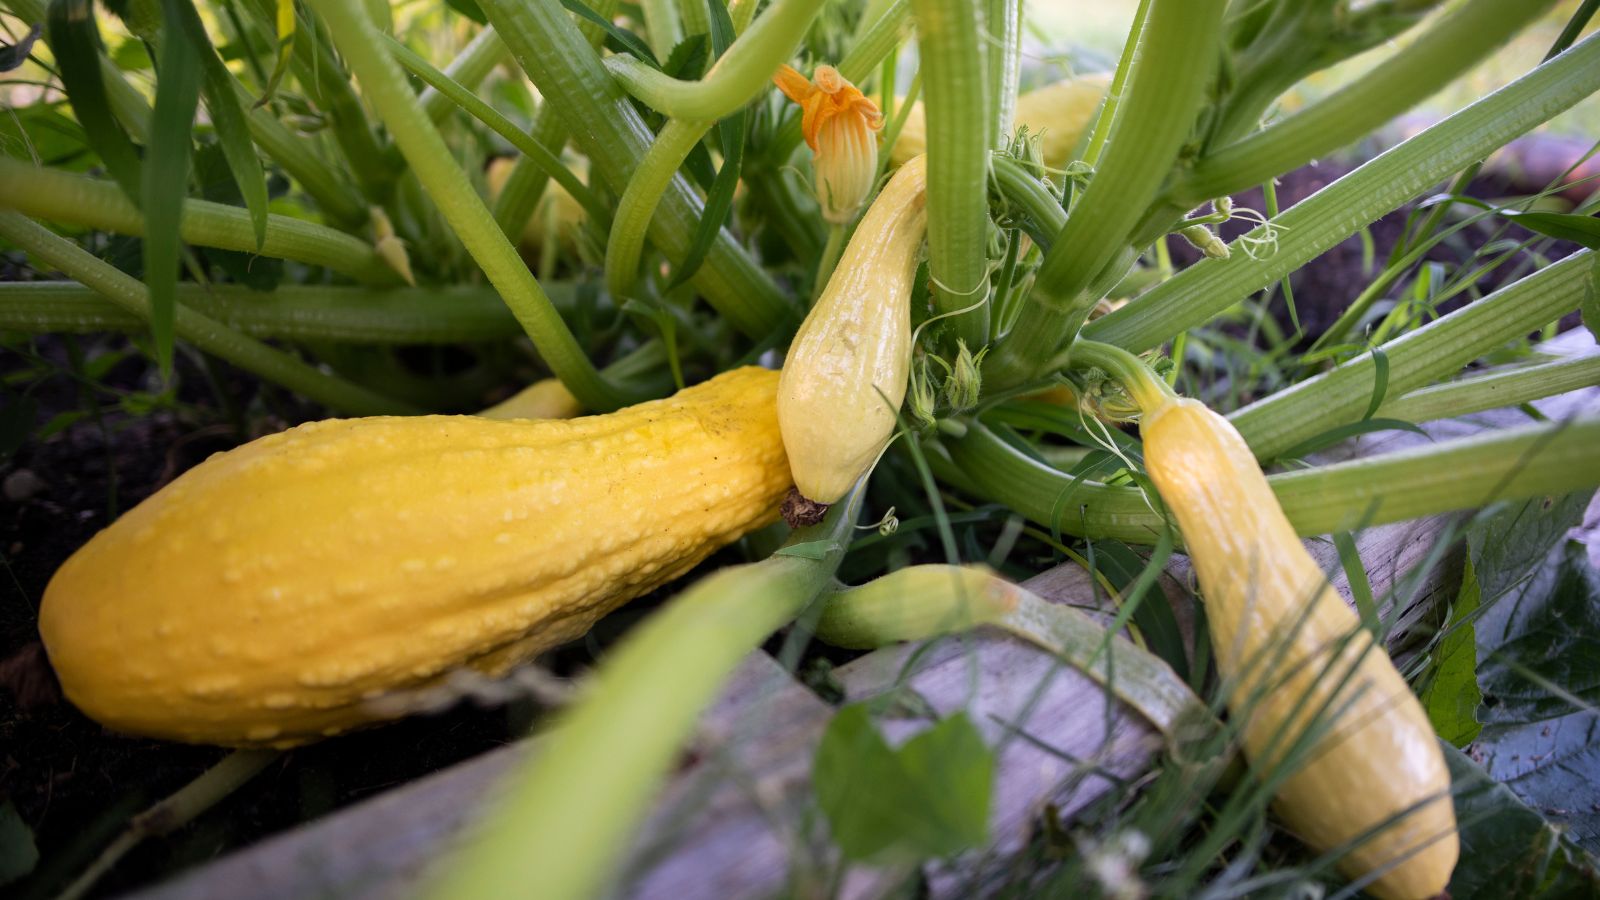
<box><xmin>772</xmin><ymin>63</ymin><xmax>883</xmax><ymax>224</ymax></box>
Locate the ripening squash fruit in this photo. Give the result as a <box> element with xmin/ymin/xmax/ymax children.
<box><xmin>891</xmin><ymin>72</ymin><xmax>1112</xmax><ymax>168</ymax></box>
<box><xmin>478</xmin><ymin>377</ymin><xmax>583</xmax><ymax>420</ymax></box>
<box><xmin>39</xmin><ymin>367</ymin><xmax>789</xmax><ymax>747</ymax></box>
<box><xmin>778</xmin><ymin>154</ymin><xmax>928</xmax><ymax>505</ymax></box>
<box><xmin>1142</xmin><ymin>397</ymin><xmax>1457</xmax><ymax>900</ymax></box>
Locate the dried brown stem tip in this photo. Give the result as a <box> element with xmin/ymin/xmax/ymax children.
<box><xmin>781</xmin><ymin>488</ymin><xmax>829</xmax><ymax>527</ymax></box>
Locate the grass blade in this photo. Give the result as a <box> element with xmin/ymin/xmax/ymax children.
<box><xmin>144</xmin><ymin>0</ymin><xmax>204</xmax><ymax>375</ymax></box>
<box><xmin>47</xmin><ymin>0</ymin><xmax>142</xmax><ymax>200</ymax></box>
<box><xmin>178</xmin><ymin>0</ymin><xmax>269</xmax><ymax>249</ymax></box>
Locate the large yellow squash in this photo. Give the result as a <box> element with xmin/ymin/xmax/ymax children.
<box><xmin>39</xmin><ymin>367</ymin><xmax>789</xmax><ymax>747</ymax></box>
<box><xmin>1142</xmin><ymin>397</ymin><xmax>1457</xmax><ymax>900</ymax></box>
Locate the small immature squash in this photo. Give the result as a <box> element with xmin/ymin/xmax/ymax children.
<box><xmin>39</xmin><ymin>367</ymin><xmax>789</xmax><ymax>747</ymax></box>
<box><xmin>779</xmin><ymin>154</ymin><xmax>928</xmax><ymax>504</ymax></box>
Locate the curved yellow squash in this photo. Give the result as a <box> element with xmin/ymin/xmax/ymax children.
<box><xmin>40</xmin><ymin>367</ymin><xmax>789</xmax><ymax>747</ymax></box>
<box><xmin>1142</xmin><ymin>398</ymin><xmax>1457</xmax><ymax>900</ymax></box>
<box><xmin>779</xmin><ymin>154</ymin><xmax>928</xmax><ymax>504</ymax></box>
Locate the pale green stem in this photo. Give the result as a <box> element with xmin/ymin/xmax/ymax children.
<box><xmin>419</xmin><ymin>25</ymin><xmax>510</xmax><ymax>124</ymax></box>
<box><xmin>302</xmin><ymin>0</ymin><xmax>634</xmax><ymax>411</ymax></box>
<box><xmin>1064</xmin><ymin>339</ymin><xmax>1176</xmax><ymax>413</ymax></box>
<box><xmin>602</xmin><ymin>0</ymin><xmax>823</xmax><ymax>121</ymax></box>
<box><xmin>839</xmin><ymin>0</ymin><xmax>910</xmax><ymax>83</ymax></box>
<box><xmin>1375</xmin><ymin>355</ymin><xmax>1600</xmax><ymax>424</ymax></box>
<box><xmin>984</xmin><ymin>0</ymin><xmax>1021</xmax><ymax>147</ymax></box>
<box><xmin>57</xmin><ymin>751</ymin><xmax>280</xmax><ymax>900</ymax></box>
<box><xmin>0</xmin><ymin>212</ymin><xmax>417</xmax><ymax>414</ymax></box>
<box><xmin>606</xmin><ymin>118</ymin><xmax>716</xmax><ymax>300</ymax></box>
<box><xmin>0</xmin><ymin>282</ymin><xmax>546</xmax><ymax>343</ymax></box>
<box><xmin>1082</xmin><ymin>0</ymin><xmax>1150</xmax><ymax>169</ymax></box>
<box><xmin>425</xmin><ymin>488</ymin><xmax>867</xmax><ymax>900</ymax></box>
<box><xmin>387</xmin><ymin>38</ymin><xmax>607</xmax><ymax>224</ymax></box>
<box><xmin>1087</xmin><ymin>33</ymin><xmax>1600</xmax><ymax>354</ymax></box>
<box><xmin>0</xmin><ymin>159</ymin><xmax>398</xmax><ymax>284</ymax></box>
<box><xmin>815</xmin><ymin>564</ymin><xmax>1210</xmax><ymax>746</ymax></box>
<box><xmin>1174</xmin><ymin>0</ymin><xmax>1561</xmax><ymax>205</ymax></box>
<box><xmin>639</xmin><ymin>0</ymin><xmax>684</xmax><ymax>59</ymax></box>
<box><xmin>913</xmin><ymin>0</ymin><xmax>992</xmax><ymax>349</ymax></box>
<box><xmin>1229</xmin><ymin>252</ymin><xmax>1591</xmax><ymax>461</ymax></box>
<box><xmin>679</xmin><ymin>0</ymin><xmax>709</xmax><ymax>35</ymax></box>
<box><xmin>945</xmin><ymin>415</ymin><xmax>1600</xmax><ymax>545</ymax></box>
<box><xmin>481</xmin><ymin>0</ymin><xmax>792</xmax><ymax>338</ymax></box>
<box><xmin>986</xmin><ymin>0</ymin><xmax>1227</xmax><ymax>387</ymax></box>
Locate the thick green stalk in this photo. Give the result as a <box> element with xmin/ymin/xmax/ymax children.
<box><xmin>0</xmin><ymin>212</ymin><xmax>416</xmax><ymax>415</ymax></box>
<box><xmin>1229</xmin><ymin>252</ymin><xmax>1591</xmax><ymax>461</ymax></box>
<box><xmin>1375</xmin><ymin>355</ymin><xmax>1600</xmax><ymax>425</ymax></box>
<box><xmin>0</xmin><ymin>282</ymin><xmax>539</xmax><ymax>343</ymax></box>
<box><xmin>480</xmin><ymin>0</ymin><xmax>792</xmax><ymax>339</ymax></box>
<box><xmin>419</xmin><ymin>25</ymin><xmax>509</xmax><ymax>124</ymax></box>
<box><xmin>912</xmin><ymin>0</ymin><xmax>992</xmax><ymax>348</ymax></box>
<box><xmin>426</xmin><ymin>489</ymin><xmax>866</xmax><ymax>900</ymax></box>
<box><xmin>1086</xmin><ymin>33</ymin><xmax>1600</xmax><ymax>354</ymax></box>
<box><xmin>0</xmin><ymin>159</ymin><xmax>398</xmax><ymax>284</ymax></box>
<box><xmin>302</xmin><ymin>0</ymin><xmax>633</xmax><ymax>411</ymax></box>
<box><xmin>991</xmin><ymin>155</ymin><xmax>1064</xmax><ymax>244</ymax></box>
<box><xmin>602</xmin><ymin>0</ymin><xmax>824</xmax><ymax>121</ymax></box>
<box><xmin>1174</xmin><ymin>0</ymin><xmax>1560</xmax><ymax>205</ymax></box>
<box><xmin>947</xmin><ymin>415</ymin><xmax>1600</xmax><ymax>545</ymax></box>
<box><xmin>987</xmin><ymin>0</ymin><xmax>1226</xmax><ymax>387</ymax></box>
<box><xmin>984</xmin><ymin>0</ymin><xmax>1021</xmax><ymax>147</ymax></box>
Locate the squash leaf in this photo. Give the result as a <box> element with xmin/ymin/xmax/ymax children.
<box><xmin>813</xmin><ymin>704</ymin><xmax>993</xmax><ymax>863</ymax></box>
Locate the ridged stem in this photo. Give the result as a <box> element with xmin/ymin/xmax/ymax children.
<box><xmin>0</xmin><ymin>212</ymin><xmax>417</xmax><ymax>415</ymax></box>
<box><xmin>946</xmin><ymin>415</ymin><xmax>1600</xmax><ymax>545</ymax></box>
<box><xmin>0</xmin><ymin>159</ymin><xmax>397</xmax><ymax>284</ymax></box>
<box><xmin>1229</xmin><ymin>252</ymin><xmax>1591</xmax><ymax>461</ymax></box>
<box><xmin>1081</xmin><ymin>0</ymin><xmax>1149</xmax><ymax>168</ymax></box>
<box><xmin>983</xmin><ymin>0</ymin><xmax>1021</xmax><ymax>147</ymax></box>
<box><xmin>1066</xmin><ymin>339</ymin><xmax>1175</xmax><ymax>413</ymax></box>
<box><xmin>426</xmin><ymin>488</ymin><xmax>867</xmax><ymax>900</ymax></box>
<box><xmin>1087</xmin><ymin>33</ymin><xmax>1600</xmax><ymax>354</ymax></box>
<box><xmin>1173</xmin><ymin>0</ymin><xmax>1561</xmax><ymax>206</ymax></box>
<box><xmin>838</xmin><ymin>0</ymin><xmax>910</xmax><ymax>83</ymax></box>
<box><xmin>912</xmin><ymin>0</ymin><xmax>992</xmax><ymax>348</ymax></box>
<box><xmin>986</xmin><ymin>0</ymin><xmax>1226</xmax><ymax>387</ymax></box>
<box><xmin>302</xmin><ymin>0</ymin><xmax>634</xmax><ymax>411</ymax></box>
<box><xmin>0</xmin><ymin>282</ymin><xmax>551</xmax><ymax>343</ymax></box>
<box><xmin>602</xmin><ymin>0</ymin><xmax>824</xmax><ymax>121</ymax></box>
<box><xmin>1375</xmin><ymin>355</ymin><xmax>1600</xmax><ymax>425</ymax></box>
<box><xmin>480</xmin><ymin>0</ymin><xmax>792</xmax><ymax>339</ymax></box>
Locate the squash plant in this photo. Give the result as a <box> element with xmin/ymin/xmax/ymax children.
<box><xmin>2</xmin><ymin>0</ymin><xmax>1599</xmax><ymax>897</ymax></box>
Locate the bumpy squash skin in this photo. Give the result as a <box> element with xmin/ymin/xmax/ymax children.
<box><xmin>1142</xmin><ymin>398</ymin><xmax>1457</xmax><ymax>900</ymax></box>
<box><xmin>39</xmin><ymin>368</ymin><xmax>789</xmax><ymax>748</ymax></box>
<box><xmin>779</xmin><ymin>155</ymin><xmax>928</xmax><ymax>504</ymax></box>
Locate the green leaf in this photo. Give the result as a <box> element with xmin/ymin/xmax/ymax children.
<box><xmin>663</xmin><ymin>0</ymin><xmax>743</xmax><ymax>293</ymax></box>
<box><xmin>1477</xmin><ymin>537</ymin><xmax>1600</xmax><ymax>726</ymax></box>
<box><xmin>0</xmin><ymin>801</ymin><xmax>38</xmax><ymax>887</ymax></box>
<box><xmin>1582</xmin><ymin>253</ymin><xmax>1599</xmax><ymax>344</ymax></box>
<box><xmin>773</xmin><ymin>540</ymin><xmax>840</xmax><ymax>560</ymax></box>
<box><xmin>48</xmin><ymin>0</ymin><xmax>143</xmax><ymax>200</ymax></box>
<box><xmin>144</xmin><ymin>0</ymin><xmax>204</xmax><ymax>377</ymax></box>
<box><xmin>174</xmin><ymin>0</ymin><xmax>268</xmax><ymax>249</ymax></box>
<box><xmin>1427</xmin><ymin>194</ymin><xmax>1600</xmax><ymax>250</ymax></box>
<box><xmin>559</xmin><ymin>0</ymin><xmax>658</xmax><ymax>66</ymax></box>
<box><xmin>660</xmin><ymin>34</ymin><xmax>709</xmax><ymax>80</ymax></box>
<box><xmin>1444</xmin><ymin>741</ymin><xmax>1600</xmax><ymax>899</ymax></box>
<box><xmin>813</xmin><ymin>705</ymin><xmax>993</xmax><ymax>863</ymax></box>
<box><xmin>1478</xmin><ymin>710</ymin><xmax>1600</xmax><ymax>856</ymax></box>
<box><xmin>445</xmin><ymin>0</ymin><xmax>487</xmax><ymax>25</ymax></box>
<box><xmin>1423</xmin><ymin>555</ymin><xmax>1483</xmax><ymax>746</ymax></box>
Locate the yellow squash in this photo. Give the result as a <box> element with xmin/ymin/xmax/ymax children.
<box><xmin>892</xmin><ymin>73</ymin><xmax>1111</xmax><ymax>167</ymax></box>
<box><xmin>40</xmin><ymin>367</ymin><xmax>789</xmax><ymax>747</ymax></box>
<box><xmin>778</xmin><ymin>154</ymin><xmax>928</xmax><ymax>504</ymax></box>
<box><xmin>478</xmin><ymin>377</ymin><xmax>583</xmax><ymax>420</ymax></box>
<box><xmin>1142</xmin><ymin>397</ymin><xmax>1457</xmax><ymax>900</ymax></box>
